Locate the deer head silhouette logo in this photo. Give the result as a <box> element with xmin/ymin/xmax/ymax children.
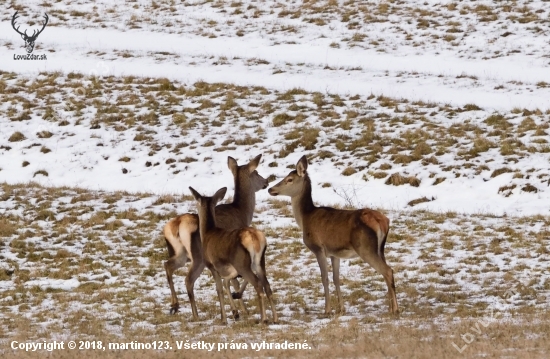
<box><xmin>11</xmin><ymin>11</ymin><xmax>49</xmax><ymax>54</ymax></box>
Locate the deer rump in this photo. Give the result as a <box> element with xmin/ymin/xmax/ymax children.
<box><xmin>203</xmin><ymin>227</ymin><xmax>266</xmax><ymax>279</ymax></box>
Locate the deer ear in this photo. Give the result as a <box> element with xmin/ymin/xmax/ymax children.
<box><xmin>296</xmin><ymin>156</ymin><xmax>308</xmax><ymax>177</ymax></box>
<box><xmin>248</xmin><ymin>154</ymin><xmax>262</xmax><ymax>173</ymax></box>
<box><xmin>189</xmin><ymin>187</ymin><xmax>201</xmax><ymax>202</ymax></box>
<box><xmin>227</xmin><ymin>156</ymin><xmax>238</xmax><ymax>176</ymax></box>
<box><xmin>213</xmin><ymin>187</ymin><xmax>227</xmax><ymax>204</ymax></box>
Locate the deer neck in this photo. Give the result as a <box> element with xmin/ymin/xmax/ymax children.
<box><xmin>198</xmin><ymin>204</ymin><xmax>217</xmax><ymax>244</ymax></box>
<box><xmin>231</xmin><ymin>177</ymin><xmax>255</xmax><ymax>225</ymax></box>
<box><xmin>291</xmin><ymin>174</ymin><xmax>315</xmax><ymax>230</ymax></box>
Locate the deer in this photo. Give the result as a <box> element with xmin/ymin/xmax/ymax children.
<box><xmin>163</xmin><ymin>155</ymin><xmax>268</xmax><ymax>320</ymax></box>
<box><xmin>268</xmin><ymin>155</ymin><xmax>398</xmax><ymax>315</ymax></box>
<box><xmin>189</xmin><ymin>186</ymin><xmax>278</xmax><ymax>325</ymax></box>
<box><xmin>11</xmin><ymin>11</ymin><xmax>49</xmax><ymax>54</ymax></box>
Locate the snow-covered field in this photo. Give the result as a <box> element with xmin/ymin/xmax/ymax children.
<box><xmin>1</xmin><ymin>1</ymin><xmax>550</xmax><ymax>357</ymax></box>
<box><xmin>1</xmin><ymin>0</ymin><xmax>550</xmax><ymax>215</ymax></box>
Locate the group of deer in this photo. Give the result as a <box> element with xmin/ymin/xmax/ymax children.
<box><xmin>163</xmin><ymin>154</ymin><xmax>398</xmax><ymax>325</ymax></box>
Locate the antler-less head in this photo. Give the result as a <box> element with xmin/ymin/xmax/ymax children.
<box><xmin>268</xmin><ymin>155</ymin><xmax>309</xmax><ymax>198</ymax></box>
<box><xmin>189</xmin><ymin>187</ymin><xmax>227</xmax><ymax>207</ymax></box>
<box><xmin>227</xmin><ymin>154</ymin><xmax>268</xmax><ymax>192</ymax></box>
<box><xmin>247</xmin><ymin>154</ymin><xmax>269</xmax><ymax>191</ymax></box>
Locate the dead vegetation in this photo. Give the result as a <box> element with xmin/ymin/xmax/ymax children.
<box><xmin>2</xmin><ymin>0</ymin><xmax>548</xmax><ymax>62</ymax></box>
<box><xmin>8</xmin><ymin>132</ymin><xmax>26</xmax><ymax>142</ymax></box>
<box><xmin>0</xmin><ymin>181</ymin><xmax>549</xmax><ymax>358</ymax></box>
<box><xmin>407</xmin><ymin>196</ymin><xmax>433</xmax><ymax>207</ymax></box>
<box><xmin>1</xmin><ymin>2</ymin><xmax>550</xmax><ymax>356</ymax></box>
<box><xmin>385</xmin><ymin>173</ymin><xmax>421</xmax><ymax>187</ymax></box>
<box><xmin>0</xmin><ymin>71</ymin><xmax>548</xmax><ymax>198</ymax></box>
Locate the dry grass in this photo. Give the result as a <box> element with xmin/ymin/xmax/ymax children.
<box><xmin>0</xmin><ymin>181</ymin><xmax>549</xmax><ymax>359</ymax></box>
<box><xmin>491</xmin><ymin>167</ymin><xmax>513</xmax><ymax>178</ymax></box>
<box><xmin>407</xmin><ymin>196</ymin><xmax>432</xmax><ymax>207</ymax></box>
<box><xmin>8</xmin><ymin>132</ymin><xmax>26</xmax><ymax>142</ymax></box>
<box><xmin>3</xmin><ymin>314</ymin><xmax>550</xmax><ymax>358</ymax></box>
<box><xmin>385</xmin><ymin>173</ymin><xmax>421</xmax><ymax>187</ymax></box>
<box><xmin>1</xmin><ymin>71</ymin><xmax>549</xmax><ymax>191</ymax></box>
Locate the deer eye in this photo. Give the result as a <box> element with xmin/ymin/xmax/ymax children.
<box><xmin>287</xmin><ymin>178</ymin><xmax>293</xmax><ymax>183</ymax></box>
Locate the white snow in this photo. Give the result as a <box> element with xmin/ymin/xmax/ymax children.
<box><xmin>1</xmin><ymin>1</ymin><xmax>549</xmax><ymax>216</ymax></box>
<box><xmin>0</xmin><ymin>0</ymin><xmax>549</xmax><ymax>346</ymax></box>
<box><xmin>24</xmin><ymin>278</ymin><xmax>80</xmax><ymax>291</ymax></box>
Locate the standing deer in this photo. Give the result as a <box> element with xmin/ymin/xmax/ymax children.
<box><xmin>189</xmin><ymin>186</ymin><xmax>278</xmax><ymax>325</ymax></box>
<box><xmin>268</xmin><ymin>156</ymin><xmax>398</xmax><ymax>315</ymax></box>
<box><xmin>163</xmin><ymin>155</ymin><xmax>268</xmax><ymax>319</ymax></box>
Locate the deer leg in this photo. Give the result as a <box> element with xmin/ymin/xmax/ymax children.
<box><xmin>230</xmin><ymin>278</ymin><xmax>245</xmax><ymax>298</ymax></box>
<box><xmin>378</xmin><ymin>263</ymin><xmax>398</xmax><ymax>314</ymax></box>
<box><xmin>209</xmin><ymin>268</ymin><xmax>228</xmax><ymax>325</ymax></box>
<box><xmin>185</xmin><ymin>260</ymin><xmax>205</xmax><ymax>321</ymax></box>
<box><xmin>223</xmin><ymin>279</ymin><xmax>240</xmax><ymax>320</ymax></box>
<box><xmin>231</xmin><ymin>278</ymin><xmax>249</xmax><ymax>315</ymax></box>
<box><xmin>164</xmin><ymin>252</ymin><xmax>187</xmax><ymax>315</ymax></box>
<box><xmin>235</xmin><ymin>268</ymin><xmax>266</xmax><ymax>324</ymax></box>
<box><xmin>354</xmin><ymin>245</ymin><xmax>398</xmax><ymax>314</ymax></box>
<box><xmin>314</xmin><ymin>251</ymin><xmax>331</xmax><ymax>315</ymax></box>
<box><xmin>331</xmin><ymin>256</ymin><xmax>345</xmax><ymax>314</ymax></box>
<box><xmin>386</xmin><ymin>265</ymin><xmax>398</xmax><ymax>314</ymax></box>
<box><xmin>259</xmin><ymin>250</ymin><xmax>278</xmax><ymax>324</ymax></box>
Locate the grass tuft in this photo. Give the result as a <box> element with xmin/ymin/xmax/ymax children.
<box><xmin>491</xmin><ymin>167</ymin><xmax>513</xmax><ymax>178</ymax></box>
<box><xmin>8</xmin><ymin>132</ymin><xmax>26</xmax><ymax>142</ymax></box>
<box><xmin>385</xmin><ymin>173</ymin><xmax>421</xmax><ymax>187</ymax></box>
<box><xmin>33</xmin><ymin>170</ymin><xmax>49</xmax><ymax>177</ymax></box>
<box><xmin>407</xmin><ymin>196</ymin><xmax>433</xmax><ymax>207</ymax></box>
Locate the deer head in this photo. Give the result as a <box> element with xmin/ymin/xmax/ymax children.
<box><xmin>189</xmin><ymin>187</ymin><xmax>228</xmax><ymax>231</ymax></box>
<box><xmin>12</xmin><ymin>11</ymin><xmax>49</xmax><ymax>54</ymax></box>
<box><xmin>227</xmin><ymin>154</ymin><xmax>269</xmax><ymax>193</ymax></box>
<box><xmin>268</xmin><ymin>155</ymin><xmax>309</xmax><ymax>198</ymax></box>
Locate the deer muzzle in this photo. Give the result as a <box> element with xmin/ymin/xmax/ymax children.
<box><xmin>267</xmin><ymin>187</ymin><xmax>278</xmax><ymax>196</ymax></box>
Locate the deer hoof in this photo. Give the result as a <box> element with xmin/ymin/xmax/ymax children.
<box><xmin>231</xmin><ymin>292</ymin><xmax>242</xmax><ymax>300</ymax></box>
<box><xmin>321</xmin><ymin>310</ymin><xmax>332</xmax><ymax>318</ymax></box>
<box><xmin>232</xmin><ymin>310</ymin><xmax>240</xmax><ymax>320</ymax></box>
<box><xmin>169</xmin><ymin>304</ymin><xmax>180</xmax><ymax>315</ymax></box>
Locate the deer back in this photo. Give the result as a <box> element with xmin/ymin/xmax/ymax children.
<box><xmin>302</xmin><ymin>206</ymin><xmax>388</xmax><ymax>255</ymax></box>
<box><xmin>213</xmin><ymin>205</ymin><xmax>249</xmax><ymax>229</ymax></box>
<box><xmin>202</xmin><ymin>227</ymin><xmax>265</xmax><ymax>266</ymax></box>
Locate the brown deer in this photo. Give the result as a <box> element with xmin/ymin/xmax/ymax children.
<box><xmin>189</xmin><ymin>186</ymin><xmax>278</xmax><ymax>325</ymax></box>
<box><xmin>268</xmin><ymin>155</ymin><xmax>398</xmax><ymax>315</ymax></box>
<box><xmin>163</xmin><ymin>155</ymin><xmax>268</xmax><ymax>319</ymax></box>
